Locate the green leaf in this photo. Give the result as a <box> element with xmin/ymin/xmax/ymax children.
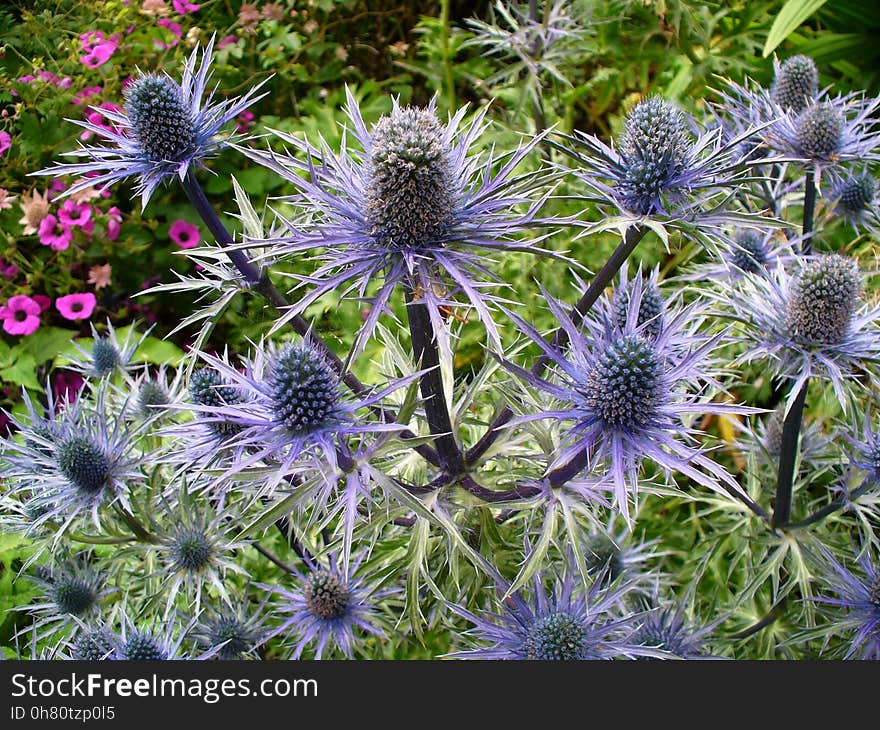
<box><xmin>0</xmin><ymin>352</ymin><xmax>41</xmax><ymax>391</ymax></box>
<box><xmin>763</xmin><ymin>0</ymin><xmax>828</xmax><ymax>58</ymax></box>
<box><xmin>19</xmin><ymin>327</ymin><xmax>76</xmax><ymax>365</ymax></box>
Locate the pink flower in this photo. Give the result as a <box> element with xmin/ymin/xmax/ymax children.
<box><xmin>37</xmin><ymin>70</ymin><xmax>60</xmax><ymax>85</ymax></box>
<box><xmin>106</xmin><ymin>206</ymin><xmax>122</xmax><ymax>240</ymax></box>
<box><xmin>217</xmin><ymin>35</ymin><xmax>238</xmax><ymax>49</ymax></box>
<box><xmin>0</xmin><ymin>295</ymin><xmax>41</xmax><ymax>336</ymax></box>
<box><xmin>87</xmin><ymin>264</ymin><xmax>113</xmax><ymax>290</ymax></box>
<box><xmin>172</xmin><ymin>0</ymin><xmax>200</xmax><ymax>14</ymax></box>
<box><xmin>0</xmin><ymin>257</ymin><xmax>19</xmax><ymax>280</ymax></box>
<box><xmin>57</xmin><ymin>199</ymin><xmax>93</xmax><ymax>228</ymax></box>
<box><xmin>33</xmin><ymin>294</ymin><xmax>51</xmax><ymax>312</ymax></box>
<box><xmin>80</xmin><ymin>41</ymin><xmax>117</xmax><ymax>68</ymax></box>
<box><xmin>38</xmin><ymin>215</ymin><xmax>73</xmax><ymax>251</ymax></box>
<box><xmin>72</xmin><ymin>85</ymin><xmax>102</xmax><ymax>105</ymax></box>
<box><xmin>59</xmin><ymin>77</ymin><xmax>73</xmax><ymax>90</ymax></box>
<box><xmin>55</xmin><ymin>293</ymin><xmax>97</xmax><ymax>321</ymax></box>
<box><xmin>80</xmin><ymin>30</ymin><xmax>105</xmax><ymax>51</ymax></box>
<box><xmin>17</xmin><ymin>75</ymin><xmax>35</xmax><ymax>84</ymax></box>
<box><xmin>158</xmin><ymin>17</ymin><xmax>183</xmax><ymax>36</ymax></box>
<box><xmin>169</xmin><ymin>219</ymin><xmax>200</xmax><ymax>249</ymax></box>
<box><xmin>0</xmin><ymin>188</ymin><xmax>15</xmax><ymax>211</ymax></box>
<box><xmin>236</xmin><ymin>109</ymin><xmax>255</xmax><ymax>133</ymax></box>
<box><xmin>53</xmin><ymin>370</ymin><xmax>84</xmax><ymax>405</ymax></box>
<box><xmin>48</xmin><ymin>179</ymin><xmax>67</xmax><ymax>200</ymax></box>
<box><xmin>0</xmin><ymin>131</ymin><xmax>11</xmax><ymax>156</ymax></box>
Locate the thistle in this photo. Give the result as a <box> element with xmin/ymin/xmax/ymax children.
<box><xmin>771</xmin><ymin>55</ymin><xmax>819</xmax><ymax>113</ymax></box>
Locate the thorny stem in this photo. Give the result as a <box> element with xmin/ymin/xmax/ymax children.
<box><xmin>404</xmin><ymin>281</ymin><xmax>466</xmax><ymax>476</ymax></box>
<box><xmin>466</xmin><ymin>225</ymin><xmax>648</xmax><ymax>465</ymax></box>
<box><xmin>179</xmin><ymin>170</ymin><xmax>440</xmax><ymax>468</ymax></box>
<box><xmin>783</xmin><ymin>477</ymin><xmax>873</xmax><ymax>529</ymax></box>
<box><xmin>771</xmin><ymin>168</ymin><xmax>817</xmax><ymax>527</ymax></box>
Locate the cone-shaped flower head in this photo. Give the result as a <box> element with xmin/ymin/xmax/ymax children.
<box><xmin>70</xmin><ymin>627</ymin><xmax>117</xmax><ymax>660</ymax></box>
<box><xmin>138</xmin><ymin>380</ymin><xmax>170</xmax><ymax>414</ymax></box>
<box><xmin>617</xmin><ymin>97</ymin><xmax>691</xmax><ymax>215</ymax></box>
<box><xmin>125</xmin><ymin>75</ymin><xmax>197</xmax><ymax>164</ymax></box>
<box><xmin>730</xmin><ymin>230</ymin><xmax>770</xmax><ymax>274</ymax></box>
<box><xmin>304</xmin><ymin>570</ymin><xmax>350</xmax><ymax>620</ymax></box>
<box><xmin>785</xmin><ymin>254</ymin><xmax>861</xmax><ymax>345</ymax></box>
<box><xmin>366</xmin><ymin>107</ymin><xmax>455</xmax><ymax>251</ymax></box>
<box><xmin>611</xmin><ymin>278</ymin><xmax>665</xmax><ymax>340</ymax></box>
<box><xmin>168</xmin><ymin>526</ymin><xmax>214</xmax><ymax>572</ymax></box>
<box><xmin>521</xmin><ymin>611</ymin><xmax>590</xmax><ymax>660</ymax></box>
<box><xmin>121</xmin><ymin>631</ymin><xmax>168</xmax><ymax>660</ymax></box>
<box><xmin>91</xmin><ymin>338</ymin><xmax>120</xmax><ymax>376</ymax></box>
<box><xmin>189</xmin><ymin>367</ymin><xmax>245</xmax><ymax>438</ymax></box>
<box><xmin>268</xmin><ymin>343</ymin><xmax>341</xmax><ymax>436</ymax></box>
<box><xmin>795</xmin><ymin>102</ymin><xmax>845</xmax><ymax>160</ymax></box>
<box><xmin>56</xmin><ymin>435</ymin><xmax>112</xmax><ymax>495</ymax></box>
<box><xmin>771</xmin><ymin>55</ymin><xmax>819</xmax><ymax>113</ymax></box>
<box><xmin>837</xmin><ymin>173</ymin><xmax>876</xmax><ymax>216</ymax></box>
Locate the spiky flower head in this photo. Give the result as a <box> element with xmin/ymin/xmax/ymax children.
<box><xmin>236</xmin><ymin>88</ymin><xmax>558</xmax><ymax>360</ymax></box>
<box><xmin>33</xmin><ymin>37</ymin><xmax>268</xmax><ymax>207</ymax></box>
<box><xmin>66</xmin><ymin>321</ymin><xmax>150</xmax><ymax>379</ymax></box>
<box><xmin>69</xmin><ymin>626</ymin><xmax>118</xmax><ymax>660</ymax></box>
<box><xmin>260</xmin><ymin>553</ymin><xmax>385</xmax><ymax>659</ymax></box>
<box><xmin>194</xmin><ymin>600</ymin><xmax>266</xmax><ymax>660</ymax></box>
<box><xmin>785</xmin><ymin>254</ymin><xmax>861</xmax><ymax>346</ymax></box>
<box><xmin>450</xmin><ymin>566</ymin><xmax>658</xmax><ymax>660</ymax></box>
<box><xmin>771</xmin><ymin>55</ymin><xmax>819</xmax><ymax>113</ymax></box>
<box><xmin>138</xmin><ymin>380</ymin><xmax>170</xmax><ymax>414</ymax></box>
<box><xmin>268</xmin><ymin>343</ymin><xmax>341</xmax><ymax>436</ymax></box>
<box><xmin>846</xmin><ymin>413</ymin><xmax>880</xmax><ymax>483</ymax></box>
<box><xmin>125</xmin><ymin>75</ymin><xmax>197</xmax><ymax>164</ymax></box>
<box><xmin>91</xmin><ymin>338</ymin><xmax>120</xmax><ymax>376</ymax></box>
<box><xmin>501</xmin><ymin>286</ymin><xmax>753</xmax><ymax>522</ymax></box>
<box><xmin>719</xmin><ymin>256</ymin><xmax>880</xmax><ymax>412</ymax></box>
<box><xmin>366</xmin><ymin>107</ymin><xmax>455</xmax><ymax>250</ymax></box>
<box><xmin>616</xmin><ymin>97</ymin><xmax>691</xmax><ymax>215</ymax></box>
<box><xmin>0</xmin><ymin>385</ymin><xmax>146</xmax><ymax>534</ymax></box>
<box><xmin>120</xmin><ymin>631</ymin><xmax>168</xmax><ymax>660</ymax></box>
<box><xmin>730</xmin><ymin>230</ymin><xmax>770</xmax><ymax>274</ymax></box>
<box><xmin>827</xmin><ymin>170</ymin><xmax>879</xmax><ymax>235</ymax></box>
<box><xmin>112</xmin><ymin>610</ymin><xmax>193</xmax><ymax>660</ymax></box>
<box><xmin>634</xmin><ymin>605</ymin><xmax>716</xmax><ymax>658</ymax></box>
<box><xmin>188</xmin><ymin>366</ymin><xmax>246</xmax><ymax>440</ymax></box>
<box><xmin>585</xmin><ymin>532</ymin><xmax>626</xmax><ymax>582</ymax></box>
<box><xmin>23</xmin><ymin>559</ymin><xmax>108</xmax><ymax>636</ymax></box>
<box><xmin>811</xmin><ymin>547</ymin><xmax>880</xmax><ymax>659</ymax></box>
<box><xmin>611</xmin><ymin>272</ymin><xmax>665</xmax><ymax>340</ymax></box>
<box><xmin>795</xmin><ymin>102</ymin><xmax>844</xmax><ymax>160</ymax></box>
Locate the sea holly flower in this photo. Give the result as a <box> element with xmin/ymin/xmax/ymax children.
<box><xmin>66</xmin><ymin>625</ymin><xmax>118</xmax><ymax>660</ymax></box>
<box><xmin>178</xmin><ymin>339</ymin><xmax>418</xmax><ymax>493</ymax></box>
<box><xmin>553</xmin><ymin>95</ymin><xmax>766</xmax><ymax>235</ymax></box>
<box><xmin>633</xmin><ymin>602</ymin><xmax>720</xmax><ymax>658</ymax></box>
<box><xmin>500</xmin><ymin>280</ymin><xmax>753</xmax><ymax>522</ymax></box>
<box><xmin>825</xmin><ymin>170</ymin><xmax>879</xmax><ymax>235</ymax></box>
<box><xmin>23</xmin><ymin>559</ymin><xmax>109</xmax><ymax>637</ymax></box>
<box><xmin>682</xmin><ymin>228</ymin><xmax>796</xmax><ymax>284</ymax></box>
<box><xmin>0</xmin><ymin>385</ymin><xmax>148</xmax><ymax>537</ymax></box>
<box><xmin>66</xmin><ymin>320</ymin><xmax>150</xmax><ymax>379</ymax></box>
<box><xmin>722</xmin><ymin>254</ymin><xmax>880</xmax><ymax>412</ymax></box>
<box><xmin>845</xmin><ymin>413</ymin><xmax>880</xmax><ymax>483</ymax></box>
<box><xmin>811</xmin><ymin>547</ymin><xmax>880</xmax><ymax>660</ymax></box>
<box><xmin>112</xmin><ymin>610</ymin><xmax>195</xmax><ymax>660</ymax></box>
<box><xmin>0</xmin><ymin>295</ymin><xmax>41</xmax><ymax>336</ymax></box>
<box><xmin>55</xmin><ymin>293</ymin><xmax>97</xmax><ymax>321</ymax></box>
<box><xmin>260</xmin><ymin>552</ymin><xmax>386</xmax><ymax>659</ymax></box>
<box><xmin>236</xmin><ymin>88</ymin><xmax>558</xmax><ymax>358</ymax></box>
<box><xmin>449</xmin><ymin>566</ymin><xmax>658</xmax><ymax>660</ymax></box>
<box><xmin>771</xmin><ymin>55</ymin><xmax>820</xmax><ymax>114</ymax></box>
<box><xmin>35</xmin><ymin>37</ymin><xmax>269</xmax><ymax>207</ymax></box>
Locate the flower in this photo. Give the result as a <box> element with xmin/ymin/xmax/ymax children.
<box><xmin>80</xmin><ymin>41</ymin><xmax>118</xmax><ymax>69</ymax></box>
<box><xmin>67</xmin><ymin>320</ymin><xmax>150</xmax><ymax>378</ymax></box>
<box><xmin>500</xmin><ymin>276</ymin><xmax>753</xmax><ymax>522</ymax></box>
<box><xmin>18</xmin><ymin>189</ymin><xmax>50</xmax><ymax>234</ymax></box>
<box><xmin>0</xmin><ymin>384</ymin><xmax>147</xmax><ymax>536</ymax></box>
<box><xmin>0</xmin><ymin>131</ymin><xmax>11</xmax><ymax>156</ymax></box>
<box><xmin>812</xmin><ymin>546</ymin><xmax>880</xmax><ymax>659</ymax></box>
<box><xmin>260</xmin><ymin>552</ymin><xmax>385</xmax><ymax>659</ymax></box>
<box><xmin>106</xmin><ymin>206</ymin><xmax>122</xmax><ymax>240</ymax></box>
<box><xmin>0</xmin><ymin>188</ymin><xmax>15</xmax><ymax>210</ymax></box>
<box><xmin>633</xmin><ymin>603</ymin><xmax>719</xmax><ymax>658</ymax></box>
<box><xmin>682</xmin><ymin>228</ymin><xmax>796</xmax><ymax>284</ymax></box>
<box><xmin>24</xmin><ymin>559</ymin><xmax>108</xmax><ymax>636</ymax></box>
<box><xmin>113</xmin><ymin>610</ymin><xmax>194</xmax><ymax>660</ymax></box>
<box><xmin>554</xmin><ymin>95</ymin><xmax>763</xmax><ymax>230</ymax></box>
<box><xmin>449</xmin><ymin>565</ymin><xmax>656</xmax><ymax>660</ymax></box>
<box><xmin>35</xmin><ymin>37</ymin><xmax>269</xmax><ymax>208</ymax></box>
<box><xmin>238</xmin><ymin>89</ymin><xmax>557</xmax><ymax>357</ymax></box>
<box><xmin>172</xmin><ymin>0</ymin><xmax>200</xmax><ymax>14</ymax></box>
<box><xmin>192</xmin><ymin>596</ymin><xmax>267</xmax><ymax>660</ymax></box>
<box><xmin>37</xmin><ymin>214</ymin><xmax>73</xmax><ymax>251</ymax></box>
<box><xmin>169</xmin><ymin>219</ymin><xmax>200</xmax><ymax>248</ymax></box>
<box><xmin>0</xmin><ymin>295</ymin><xmax>41</xmax><ymax>336</ymax></box>
<box><xmin>140</xmin><ymin>0</ymin><xmax>171</xmax><ymax>16</ymax></box>
<box><xmin>217</xmin><ymin>35</ymin><xmax>238</xmax><ymax>49</ymax></box>
<box><xmin>721</xmin><ymin>254</ymin><xmax>880</xmax><ymax>412</ymax></box>
<box><xmin>235</xmin><ymin>109</ymin><xmax>255</xmax><ymax>134</ymax></box>
<box><xmin>80</xmin><ymin>31</ymin><xmax>105</xmax><ymax>51</ymax></box>
<box><xmin>72</xmin><ymin>85</ymin><xmax>102</xmax><ymax>105</ymax></box>
<box><xmin>56</xmin><ymin>293</ymin><xmax>97</xmax><ymax>321</ymax></box>
<box><xmin>846</xmin><ymin>413</ymin><xmax>880</xmax><ymax>483</ymax></box>
<box><xmin>87</xmin><ymin>264</ymin><xmax>113</xmax><ymax>290</ymax></box>
<box><xmin>57</xmin><ymin>199</ymin><xmax>92</xmax><ymax>228</ymax></box>
<box><xmin>826</xmin><ymin>169</ymin><xmax>879</xmax><ymax>236</ymax></box>
<box><xmin>771</xmin><ymin>54</ymin><xmax>819</xmax><ymax>113</ymax></box>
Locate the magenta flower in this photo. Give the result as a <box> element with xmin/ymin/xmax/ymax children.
<box><xmin>0</xmin><ymin>295</ymin><xmax>41</xmax><ymax>336</ymax></box>
<box><xmin>0</xmin><ymin>131</ymin><xmax>11</xmax><ymax>156</ymax></box>
<box><xmin>55</xmin><ymin>293</ymin><xmax>97</xmax><ymax>321</ymax></box>
<box><xmin>80</xmin><ymin>30</ymin><xmax>105</xmax><ymax>51</ymax></box>
<box><xmin>80</xmin><ymin>41</ymin><xmax>117</xmax><ymax>69</ymax></box>
<box><xmin>57</xmin><ymin>199</ymin><xmax>93</xmax><ymax>228</ymax></box>
<box><xmin>158</xmin><ymin>18</ymin><xmax>183</xmax><ymax>37</ymax></box>
<box><xmin>38</xmin><ymin>215</ymin><xmax>73</xmax><ymax>251</ymax></box>
<box><xmin>0</xmin><ymin>258</ymin><xmax>19</xmax><ymax>280</ymax></box>
<box><xmin>217</xmin><ymin>35</ymin><xmax>238</xmax><ymax>49</ymax></box>
<box><xmin>72</xmin><ymin>86</ymin><xmax>103</xmax><ymax>105</ymax></box>
<box><xmin>33</xmin><ymin>294</ymin><xmax>51</xmax><ymax>313</ymax></box>
<box><xmin>169</xmin><ymin>219</ymin><xmax>200</xmax><ymax>249</ymax></box>
<box><xmin>235</xmin><ymin>110</ymin><xmax>255</xmax><ymax>134</ymax></box>
<box><xmin>173</xmin><ymin>0</ymin><xmax>200</xmax><ymax>14</ymax></box>
<box><xmin>53</xmin><ymin>369</ymin><xmax>84</xmax><ymax>405</ymax></box>
<box><xmin>107</xmin><ymin>206</ymin><xmax>122</xmax><ymax>240</ymax></box>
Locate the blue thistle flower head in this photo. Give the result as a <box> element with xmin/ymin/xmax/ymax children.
<box><xmin>91</xmin><ymin>338</ymin><xmax>120</xmax><ymax>376</ymax></box>
<box><xmin>67</xmin><ymin>321</ymin><xmax>151</xmax><ymax>379</ymax></box>
<box><xmin>634</xmin><ymin>606</ymin><xmax>716</xmax><ymax>658</ymax></box>
<box><xmin>194</xmin><ymin>599</ymin><xmax>267</xmax><ymax>660</ymax></box>
<box><xmin>1</xmin><ymin>385</ymin><xmax>147</xmax><ymax>534</ymax></box>
<box><xmin>268</xmin><ymin>343</ymin><xmax>341</xmax><ymax>436</ymax></box>
<box><xmin>729</xmin><ymin>229</ymin><xmax>770</xmax><ymax>274</ymax></box>
<box><xmin>795</xmin><ymin>102</ymin><xmax>844</xmax><ymax>160</ymax></box>
<box><xmin>69</xmin><ymin>626</ymin><xmax>118</xmax><ymax>660</ymax></box>
<box><xmin>771</xmin><ymin>55</ymin><xmax>819</xmax><ymax>113</ymax></box>
<box><xmin>236</xmin><ymin>87</ymin><xmax>561</xmax><ymax>359</ymax></box>
<box><xmin>846</xmin><ymin>413</ymin><xmax>880</xmax><ymax>482</ymax></box>
<box><xmin>260</xmin><ymin>552</ymin><xmax>385</xmax><ymax>659</ymax></box>
<box><xmin>112</xmin><ymin>610</ymin><xmax>194</xmax><ymax>660</ymax></box>
<box><xmin>726</xmin><ymin>255</ymin><xmax>880</xmax><ymax>412</ymax></box>
<box><xmin>500</xmin><ymin>282</ymin><xmax>752</xmax><ymax>522</ymax></box>
<box><xmin>33</xmin><ymin>36</ymin><xmax>269</xmax><ymax>208</ymax></box>
<box><xmin>812</xmin><ymin>547</ymin><xmax>880</xmax><ymax>659</ymax></box>
<box><xmin>827</xmin><ymin>170</ymin><xmax>879</xmax><ymax>235</ymax></box>
<box><xmin>610</xmin><ymin>266</ymin><xmax>666</xmax><ymax>340</ymax></box>
<box><xmin>450</xmin><ymin>566</ymin><xmax>658</xmax><ymax>660</ymax></box>
<box><xmin>24</xmin><ymin>558</ymin><xmax>108</xmax><ymax>636</ymax></box>
<box><xmin>137</xmin><ymin>379</ymin><xmax>170</xmax><ymax>414</ymax></box>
